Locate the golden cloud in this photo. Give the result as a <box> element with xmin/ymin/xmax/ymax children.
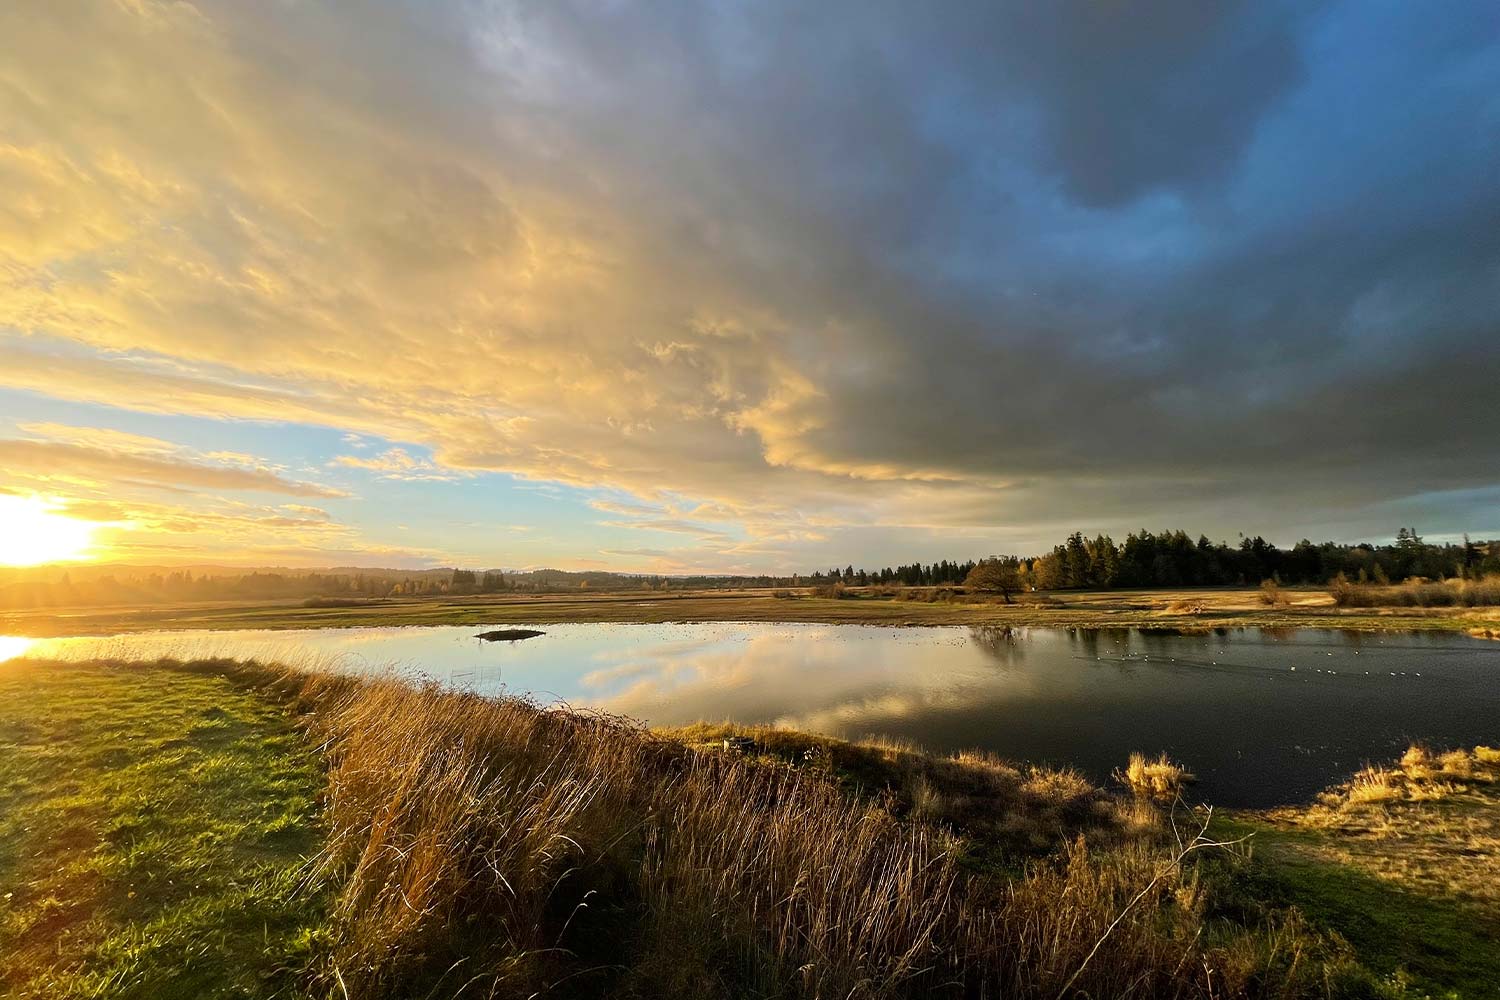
<box><xmin>0</xmin><ymin>0</ymin><xmax>950</xmax><ymax>548</ymax></box>
<box><xmin>0</xmin><ymin>439</ymin><xmax>345</xmax><ymax>498</ymax></box>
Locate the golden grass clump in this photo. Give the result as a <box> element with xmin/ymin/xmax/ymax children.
<box><xmin>1315</xmin><ymin>744</ymin><xmax>1500</xmax><ymax>815</ymax></box>
<box><xmin>301</xmin><ymin>676</ymin><xmax>976</xmax><ymax>997</ymax></box>
<box><xmin>1337</xmin><ymin>766</ymin><xmax>1404</xmax><ymax>807</ymax></box>
<box><xmin>1119</xmin><ymin>752</ymin><xmax>1196</xmax><ymax>801</ymax></box>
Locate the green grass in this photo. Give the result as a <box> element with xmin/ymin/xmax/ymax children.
<box><xmin>1212</xmin><ymin>819</ymin><xmax>1500</xmax><ymax>999</ymax></box>
<box><xmin>0</xmin><ymin>662</ymin><xmax>330</xmax><ymax>999</ymax></box>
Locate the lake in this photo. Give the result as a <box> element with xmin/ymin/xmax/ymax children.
<box><xmin>6</xmin><ymin>623</ymin><xmax>1498</xmax><ymax>807</ymax></box>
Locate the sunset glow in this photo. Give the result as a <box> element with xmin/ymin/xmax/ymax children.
<box><xmin>0</xmin><ymin>496</ymin><xmax>105</xmax><ymax>566</ymax></box>
<box><xmin>0</xmin><ymin>636</ymin><xmax>34</xmax><ymax>663</ymax></box>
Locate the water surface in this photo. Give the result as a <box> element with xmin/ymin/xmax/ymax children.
<box><xmin>8</xmin><ymin>623</ymin><xmax>1498</xmax><ymax>807</ymax></box>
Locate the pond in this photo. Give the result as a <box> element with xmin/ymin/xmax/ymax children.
<box><xmin>7</xmin><ymin>623</ymin><xmax>1498</xmax><ymax>807</ymax></box>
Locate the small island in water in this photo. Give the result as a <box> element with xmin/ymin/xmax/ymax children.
<box><xmin>474</xmin><ymin>628</ymin><xmax>546</xmax><ymax>642</ymax></box>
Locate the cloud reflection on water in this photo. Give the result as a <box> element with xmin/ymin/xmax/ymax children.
<box><xmin>10</xmin><ymin>622</ymin><xmax>1500</xmax><ymax>806</ymax></box>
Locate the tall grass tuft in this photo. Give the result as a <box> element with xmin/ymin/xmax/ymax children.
<box><xmin>1119</xmin><ymin>752</ymin><xmax>1196</xmax><ymax>801</ymax></box>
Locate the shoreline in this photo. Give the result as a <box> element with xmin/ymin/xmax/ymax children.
<box><xmin>4</xmin><ymin>585</ymin><xmax>1499</xmax><ymax>638</ymax></box>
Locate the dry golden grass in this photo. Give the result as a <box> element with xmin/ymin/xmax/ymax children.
<box><xmin>157</xmin><ymin>658</ymin><xmax>1356</xmax><ymax>999</ymax></box>
<box><xmin>663</xmin><ymin>722</ymin><xmax>1155</xmax><ymax>857</ymax></box>
<box><xmin>4</xmin><ymin>656</ymin><xmax>1407</xmax><ymax>998</ymax></box>
<box><xmin>1331</xmin><ymin>574</ymin><xmax>1500</xmax><ymax>609</ymax></box>
<box><xmin>1268</xmin><ymin>744</ymin><xmax>1500</xmax><ymax>913</ymax></box>
<box><xmin>1309</xmin><ymin>745</ymin><xmax>1498</xmax><ymax>814</ymax></box>
<box><xmin>1119</xmin><ymin>752</ymin><xmax>1196</xmax><ymax>802</ymax></box>
<box><xmin>10</xmin><ymin>583</ymin><xmax>1495</xmax><ymax>638</ymax></box>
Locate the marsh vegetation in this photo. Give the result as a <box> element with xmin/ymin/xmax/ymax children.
<box><xmin>5</xmin><ymin>657</ymin><xmax>1497</xmax><ymax>998</ymax></box>
<box><xmin>1330</xmin><ymin>574</ymin><xmax>1500</xmax><ymax>609</ymax></box>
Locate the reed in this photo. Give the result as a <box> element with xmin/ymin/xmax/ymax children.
<box><xmin>41</xmin><ymin>656</ymin><xmax>1381</xmax><ymax>998</ymax></box>
<box><xmin>261</xmin><ymin>667</ymin><xmax>1355</xmax><ymax>998</ymax></box>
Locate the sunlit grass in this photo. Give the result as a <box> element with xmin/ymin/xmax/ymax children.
<box><xmin>7</xmin><ymin>585</ymin><xmax>1497</xmax><ymax>640</ymax></box>
<box><xmin>1118</xmin><ymin>752</ymin><xmax>1195</xmax><ymax>801</ymax></box>
<box><xmin>269</xmin><ymin>662</ymin><xmax>1378</xmax><ymax>998</ymax></box>
<box><xmin>0</xmin><ymin>661</ymin><xmax>329</xmax><ymax>999</ymax></box>
<box><xmin>1220</xmin><ymin>743</ymin><xmax>1500</xmax><ymax>996</ymax></box>
<box><xmin>1331</xmin><ymin>574</ymin><xmax>1500</xmax><ymax>608</ymax></box>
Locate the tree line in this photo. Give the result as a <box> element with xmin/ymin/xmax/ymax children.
<box><xmin>808</xmin><ymin>528</ymin><xmax>1499</xmax><ymax>591</ymax></box>
<box><xmin>3</xmin><ymin>527</ymin><xmax>1496</xmax><ymax>611</ymax></box>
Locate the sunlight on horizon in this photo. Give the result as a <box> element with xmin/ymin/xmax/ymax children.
<box><xmin>0</xmin><ymin>636</ymin><xmax>34</xmax><ymax>663</ymax></box>
<box><xmin>0</xmin><ymin>496</ymin><xmax>107</xmax><ymax>567</ymax></box>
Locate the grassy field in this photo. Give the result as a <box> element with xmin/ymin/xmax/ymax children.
<box><xmin>5</xmin><ymin>585</ymin><xmax>1500</xmax><ymax>637</ymax></box>
<box><xmin>0</xmin><ymin>662</ymin><xmax>329</xmax><ymax>999</ymax></box>
<box><xmin>3</xmin><ymin>657</ymin><xmax>1497</xmax><ymax>998</ymax></box>
<box><xmin>1215</xmin><ymin>747</ymin><xmax>1500</xmax><ymax>998</ymax></box>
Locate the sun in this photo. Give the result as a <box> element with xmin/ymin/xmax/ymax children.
<box><xmin>0</xmin><ymin>495</ymin><xmax>106</xmax><ymax>566</ymax></box>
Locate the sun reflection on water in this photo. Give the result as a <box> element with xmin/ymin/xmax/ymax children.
<box><xmin>0</xmin><ymin>636</ymin><xmax>35</xmax><ymax>663</ymax></box>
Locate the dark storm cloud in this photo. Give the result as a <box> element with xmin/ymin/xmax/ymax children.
<box><xmin>977</xmin><ymin>0</ymin><xmax>1308</xmax><ymax>207</ymax></box>
<box><xmin>493</xmin><ymin>0</ymin><xmax>1499</xmax><ymax>537</ymax></box>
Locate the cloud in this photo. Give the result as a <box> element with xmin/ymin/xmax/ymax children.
<box><xmin>17</xmin><ymin>422</ymin><xmax>179</xmax><ymax>455</ymax></box>
<box><xmin>597</xmin><ymin>518</ymin><xmax>732</xmax><ymax>543</ymax></box>
<box><xmin>280</xmin><ymin>504</ymin><xmax>331</xmax><ymax>521</ymax></box>
<box><xmin>331</xmin><ymin>447</ymin><xmax>459</xmax><ymax>481</ymax></box>
<box><xmin>0</xmin><ymin>439</ymin><xmax>345</xmax><ymax>498</ymax></box>
<box><xmin>0</xmin><ymin>0</ymin><xmax>1497</xmax><ymax>569</ymax></box>
<box><xmin>589</xmin><ymin>498</ymin><xmax>664</xmax><ymax>518</ymax></box>
<box><xmin>0</xmin><ymin>485</ymin><xmax>396</xmax><ymax>566</ymax></box>
<box><xmin>990</xmin><ymin>1</ymin><xmax>1306</xmax><ymax>207</ymax></box>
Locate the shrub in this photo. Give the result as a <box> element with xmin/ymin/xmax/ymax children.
<box><xmin>1258</xmin><ymin>578</ymin><xmax>1288</xmax><ymax>606</ymax></box>
<box><xmin>811</xmin><ymin>581</ymin><xmax>856</xmax><ymax>599</ymax></box>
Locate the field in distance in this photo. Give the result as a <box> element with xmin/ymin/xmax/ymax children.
<box><xmin>5</xmin><ymin>585</ymin><xmax>1500</xmax><ymax>637</ymax></box>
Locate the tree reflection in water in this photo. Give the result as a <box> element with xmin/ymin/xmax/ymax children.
<box><xmin>968</xmin><ymin>626</ymin><xmax>1026</xmax><ymax>669</ymax></box>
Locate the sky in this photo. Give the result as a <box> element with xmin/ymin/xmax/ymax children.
<box><xmin>1</xmin><ymin>0</ymin><xmax>1498</xmax><ymax>573</ymax></box>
